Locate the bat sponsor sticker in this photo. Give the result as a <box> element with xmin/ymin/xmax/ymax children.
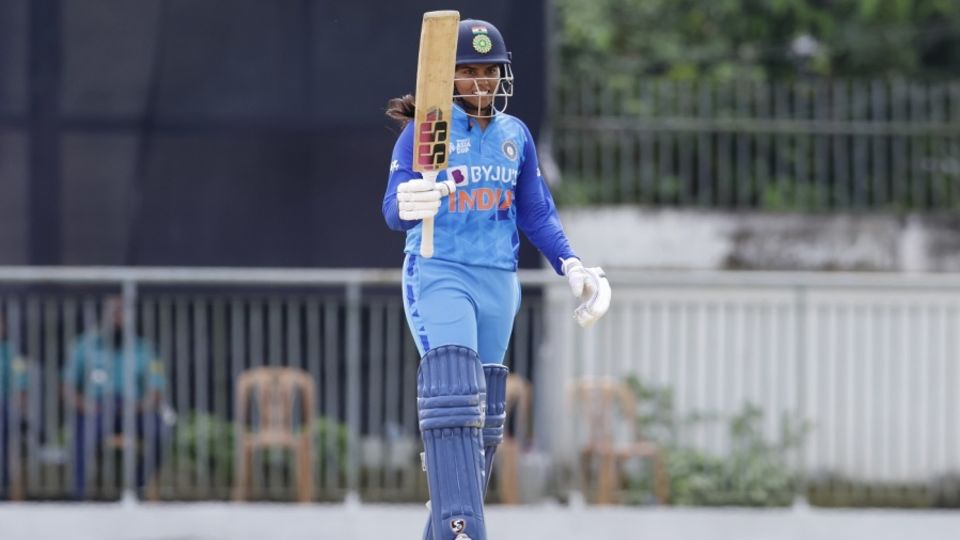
<box><xmin>416</xmin><ymin>107</ymin><xmax>449</xmax><ymax>170</ymax></box>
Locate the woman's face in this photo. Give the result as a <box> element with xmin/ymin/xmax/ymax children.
<box><xmin>454</xmin><ymin>63</ymin><xmax>501</xmax><ymax>113</ymax></box>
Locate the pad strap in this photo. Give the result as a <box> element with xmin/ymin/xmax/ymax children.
<box><xmin>482</xmin><ymin>364</ymin><xmax>508</xmax><ymax>449</ymax></box>
<box><xmin>481</xmin><ymin>365</ymin><xmax>509</xmax><ymax>496</ymax></box>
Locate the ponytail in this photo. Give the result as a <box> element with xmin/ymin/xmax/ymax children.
<box><xmin>385</xmin><ymin>94</ymin><xmax>416</xmax><ymax>126</ymax></box>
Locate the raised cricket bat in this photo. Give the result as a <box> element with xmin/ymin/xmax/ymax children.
<box><xmin>413</xmin><ymin>10</ymin><xmax>459</xmax><ymax>258</ymax></box>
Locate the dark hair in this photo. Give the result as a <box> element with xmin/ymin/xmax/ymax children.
<box><xmin>386</xmin><ymin>94</ymin><xmax>416</xmax><ymax>126</ymax></box>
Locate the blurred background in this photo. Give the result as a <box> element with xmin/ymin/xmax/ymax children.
<box><xmin>2</xmin><ymin>0</ymin><xmax>960</xmax><ymax>539</ymax></box>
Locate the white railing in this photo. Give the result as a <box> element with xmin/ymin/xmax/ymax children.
<box><xmin>544</xmin><ymin>270</ymin><xmax>960</xmax><ymax>487</ymax></box>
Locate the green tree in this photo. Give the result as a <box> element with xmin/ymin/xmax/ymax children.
<box><xmin>555</xmin><ymin>0</ymin><xmax>960</xmax><ymax>81</ymax></box>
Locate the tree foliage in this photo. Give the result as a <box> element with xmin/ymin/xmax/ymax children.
<box><xmin>555</xmin><ymin>0</ymin><xmax>960</xmax><ymax>80</ymax></box>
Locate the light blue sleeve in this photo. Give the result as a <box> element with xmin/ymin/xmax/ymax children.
<box><xmin>11</xmin><ymin>356</ymin><xmax>29</xmax><ymax>391</ymax></box>
<box><xmin>0</xmin><ymin>344</ymin><xmax>10</xmax><ymax>393</ymax></box>
<box><xmin>140</xmin><ymin>343</ymin><xmax>167</xmax><ymax>393</ymax></box>
<box><xmin>62</xmin><ymin>338</ymin><xmax>86</xmax><ymax>389</ymax></box>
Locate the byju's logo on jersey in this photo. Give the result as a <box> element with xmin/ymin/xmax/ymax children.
<box><xmin>501</xmin><ymin>140</ymin><xmax>518</xmax><ymax>161</ymax></box>
<box><xmin>444</xmin><ymin>164</ymin><xmax>518</xmax><ymax>186</ymax></box>
<box><xmin>447</xmin><ymin>165</ymin><xmax>469</xmax><ymax>185</ymax></box>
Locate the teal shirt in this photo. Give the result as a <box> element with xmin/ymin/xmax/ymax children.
<box><xmin>0</xmin><ymin>341</ymin><xmax>29</xmax><ymax>399</ymax></box>
<box><xmin>62</xmin><ymin>332</ymin><xmax>166</xmax><ymax>401</ymax></box>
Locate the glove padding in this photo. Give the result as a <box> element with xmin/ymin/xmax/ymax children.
<box><xmin>561</xmin><ymin>258</ymin><xmax>611</xmax><ymax>328</ymax></box>
<box><xmin>397</xmin><ymin>179</ymin><xmax>457</xmax><ymax>221</ymax></box>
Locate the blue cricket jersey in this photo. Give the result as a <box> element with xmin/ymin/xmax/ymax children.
<box><xmin>382</xmin><ymin>104</ymin><xmax>576</xmax><ymax>275</ymax></box>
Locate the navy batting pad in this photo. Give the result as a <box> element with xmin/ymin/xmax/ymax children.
<box><xmin>418</xmin><ymin>345</ymin><xmax>487</xmax><ymax>540</ymax></box>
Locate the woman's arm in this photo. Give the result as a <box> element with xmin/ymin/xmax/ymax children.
<box><xmin>514</xmin><ymin>123</ymin><xmax>577</xmax><ymax>274</ymax></box>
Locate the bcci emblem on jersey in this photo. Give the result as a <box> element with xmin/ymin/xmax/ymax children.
<box><xmin>501</xmin><ymin>140</ymin><xmax>518</xmax><ymax>161</ymax></box>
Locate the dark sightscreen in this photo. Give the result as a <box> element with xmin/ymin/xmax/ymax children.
<box><xmin>0</xmin><ymin>0</ymin><xmax>546</xmax><ymax>268</ymax></box>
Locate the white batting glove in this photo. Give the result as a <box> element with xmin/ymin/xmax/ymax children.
<box><xmin>561</xmin><ymin>257</ymin><xmax>611</xmax><ymax>328</ymax></box>
<box><xmin>397</xmin><ymin>179</ymin><xmax>457</xmax><ymax>221</ymax></box>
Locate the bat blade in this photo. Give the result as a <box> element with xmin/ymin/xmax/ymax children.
<box><xmin>413</xmin><ymin>10</ymin><xmax>459</xmax><ymax>258</ymax></box>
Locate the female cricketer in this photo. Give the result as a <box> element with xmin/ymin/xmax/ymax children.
<box><xmin>382</xmin><ymin>18</ymin><xmax>611</xmax><ymax>540</ymax></box>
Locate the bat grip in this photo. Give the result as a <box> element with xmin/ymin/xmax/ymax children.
<box><xmin>419</xmin><ymin>170</ymin><xmax>439</xmax><ymax>258</ymax></box>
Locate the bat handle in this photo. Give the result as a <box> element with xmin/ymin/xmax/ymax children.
<box><xmin>419</xmin><ymin>170</ymin><xmax>439</xmax><ymax>258</ymax></box>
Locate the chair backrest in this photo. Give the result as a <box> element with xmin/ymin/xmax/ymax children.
<box><xmin>569</xmin><ymin>378</ymin><xmax>637</xmax><ymax>449</ymax></box>
<box><xmin>235</xmin><ymin>367</ymin><xmax>316</xmax><ymax>446</ymax></box>
<box><xmin>505</xmin><ymin>373</ymin><xmax>532</xmax><ymax>442</ymax></box>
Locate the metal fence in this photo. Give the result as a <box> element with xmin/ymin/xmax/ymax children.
<box><xmin>1</xmin><ymin>267</ymin><xmax>960</xmax><ymax>506</ymax></box>
<box><xmin>0</xmin><ymin>267</ymin><xmax>544</xmax><ymax>503</ymax></box>
<box><xmin>551</xmin><ymin>76</ymin><xmax>960</xmax><ymax>211</ymax></box>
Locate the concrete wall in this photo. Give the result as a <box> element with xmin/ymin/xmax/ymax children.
<box><xmin>559</xmin><ymin>207</ymin><xmax>960</xmax><ymax>273</ymax></box>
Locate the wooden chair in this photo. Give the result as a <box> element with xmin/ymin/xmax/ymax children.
<box><xmin>496</xmin><ymin>373</ymin><xmax>532</xmax><ymax>504</ymax></box>
<box><xmin>570</xmin><ymin>378</ymin><xmax>669</xmax><ymax>505</ymax></box>
<box><xmin>233</xmin><ymin>367</ymin><xmax>316</xmax><ymax>502</ymax></box>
